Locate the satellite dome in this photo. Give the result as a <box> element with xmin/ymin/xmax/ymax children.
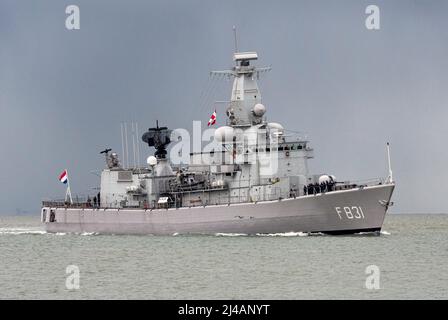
<box><xmin>146</xmin><ymin>156</ymin><xmax>157</xmax><ymax>166</ymax></box>
<box><xmin>318</xmin><ymin>175</ymin><xmax>331</xmax><ymax>184</ymax></box>
<box><xmin>267</xmin><ymin>122</ymin><xmax>284</xmax><ymax>136</ymax></box>
<box><xmin>214</xmin><ymin>126</ymin><xmax>235</xmax><ymax>143</ymax></box>
<box><xmin>267</xmin><ymin>122</ymin><xmax>284</xmax><ymax>131</ymax></box>
<box><xmin>253</xmin><ymin>103</ymin><xmax>266</xmax><ymax>117</ymax></box>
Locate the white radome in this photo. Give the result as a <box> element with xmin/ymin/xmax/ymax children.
<box><xmin>267</xmin><ymin>122</ymin><xmax>284</xmax><ymax>136</ymax></box>
<box><xmin>147</xmin><ymin>156</ymin><xmax>157</xmax><ymax>166</ymax></box>
<box><xmin>267</xmin><ymin>122</ymin><xmax>284</xmax><ymax>131</ymax></box>
<box><xmin>318</xmin><ymin>175</ymin><xmax>331</xmax><ymax>184</ymax></box>
<box><xmin>214</xmin><ymin>126</ymin><xmax>235</xmax><ymax>143</ymax></box>
<box><xmin>253</xmin><ymin>103</ymin><xmax>266</xmax><ymax>117</ymax></box>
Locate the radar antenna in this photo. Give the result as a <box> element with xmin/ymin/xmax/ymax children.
<box><xmin>100</xmin><ymin>148</ymin><xmax>121</xmax><ymax>169</ymax></box>
<box><xmin>141</xmin><ymin>120</ymin><xmax>172</xmax><ymax>159</ymax></box>
<box><xmin>100</xmin><ymin>148</ymin><xmax>112</xmax><ymax>154</ymax></box>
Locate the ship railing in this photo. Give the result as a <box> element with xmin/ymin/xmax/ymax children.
<box><xmin>282</xmin><ymin>130</ymin><xmax>309</xmax><ymax>143</ymax></box>
<box><xmin>42</xmin><ymin>196</ymin><xmax>99</xmax><ymax>209</ymax></box>
<box><xmin>190</xmin><ymin>178</ymin><xmax>389</xmax><ymax>204</ymax></box>
<box><xmin>335</xmin><ymin>177</ymin><xmax>388</xmax><ymax>189</ymax></box>
<box><xmin>42</xmin><ymin>178</ymin><xmax>389</xmax><ymax>210</ymax></box>
<box><xmin>301</xmin><ymin>177</ymin><xmax>389</xmax><ymax>196</ymax></box>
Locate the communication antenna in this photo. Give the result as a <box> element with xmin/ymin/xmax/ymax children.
<box><xmin>233</xmin><ymin>26</ymin><xmax>238</xmax><ymax>66</ymax></box>
<box><xmin>136</xmin><ymin>122</ymin><xmax>141</xmax><ymax>170</ymax></box>
<box><xmin>124</xmin><ymin>122</ymin><xmax>129</xmax><ymax>169</ymax></box>
<box><xmin>132</xmin><ymin>122</ymin><xmax>137</xmax><ymax>169</ymax></box>
<box><xmin>233</xmin><ymin>25</ymin><xmax>238</xmax><ymax>53</ymax></box>
<box><xmin>120</xmin><ymin>123</ymin><xmax>125</xmax><ymax>168</ymax></box>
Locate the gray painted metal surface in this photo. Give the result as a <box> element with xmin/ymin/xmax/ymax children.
<box><xmin>43</xmin><ymin>184</ymin><xmax>394</xmax><ymax>235</ymax></box>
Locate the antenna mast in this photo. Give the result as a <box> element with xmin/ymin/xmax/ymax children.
<box><xmin>233</xmin><ymin>26</ymin><xmax>239</xmax><ymax>52</ymax></box>
<box><xmin>233</xmin><ymin>26</ymin><xmax>238</xmax><ymax>66</ymax></box>
<box><xmin>136</xmin><ymin>122</ymin><xmax>141</xmax><ymax>170</ymax></box>
<box><xmin>120</xmin><ymin>122</ymin><xmax>125</xmax><ymax>168</ymax></box>
<box><xmin>132</xmin><ymin>122</ymin><xmax>137</xmax><ymax>169</ymax></box>
<box><xmin>124</xmin><ymin>122</ymin><xmax>129</xmax><ymax>169</ymax></box>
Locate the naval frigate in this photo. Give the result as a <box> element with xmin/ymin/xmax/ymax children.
<box><xmin>41</xmin><ymin>50</ymin><xmax>395</xmax><ymax>235</ymax></box>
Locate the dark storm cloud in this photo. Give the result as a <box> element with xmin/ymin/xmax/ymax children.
<box><xmin>0</xmin><ymin>0</ymin><xmax>447</xmax><ymax>214</ymax></box>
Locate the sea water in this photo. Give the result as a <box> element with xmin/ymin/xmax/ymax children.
<box><xmin>0</xmin><ymin>214</ymin><xmax>446</xmax><ymax>299</ymax></box>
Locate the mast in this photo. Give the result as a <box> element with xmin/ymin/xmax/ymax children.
<box><xmin>233</xmin><ymin>26</ymin><xmax>238</xmax><ymax>66</ymax></box>
<box><xmin>211</xmin><ymin>52</ymin><xmax>271</xmax><ymax>127</ymax></box>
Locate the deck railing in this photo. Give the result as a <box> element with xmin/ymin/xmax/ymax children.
<box><xmin>42</xmin><ymin>178</ymin><xmax>389</xmax><ymax>210</ymax></box>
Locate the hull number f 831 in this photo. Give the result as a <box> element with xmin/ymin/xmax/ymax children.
<box><xmin>335</xmin><ymin>206</ymin><xmax>365</xmax><ymax>220</ymax></box>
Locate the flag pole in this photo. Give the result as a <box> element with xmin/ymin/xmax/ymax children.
<box><xmin>65</xmin><ymin>169</ymin><xmax>73</xmax><ymax>204</ymax></box>
<box><xmin>386</xmin><ymin>142</ymin><xmax>393</xmax><ymax>184</ymax></box>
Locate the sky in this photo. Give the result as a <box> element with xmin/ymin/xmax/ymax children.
<box><xmin>0</xmin><ymin>0</ymin><xmax>447</xmax><ymax>214</ymax></box>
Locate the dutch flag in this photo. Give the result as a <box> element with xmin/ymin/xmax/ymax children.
<box><xmin>59</xmin><ymin>170</ymin><xmax>68</xmax><ymax>184</ymax></box>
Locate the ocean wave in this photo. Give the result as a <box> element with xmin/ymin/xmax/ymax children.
<box><xmin>0</xmin><ymin>228</ymin><xmax>98</xmax><ymax>236</ymax></box>
<box><xmin>256</xmin><ymin>231</ymin><xmax>314</xmax><ymax>237</ymax></box>
<box><xmin>214</xmin><ymin>231</ymin><xmax>324</xmax><ymax>237</ymax></box>
<box><xmin>354</xmin><ymin>230</ymin><xmax>382</xmax><ymax>236</ymax></box>
<box><xmin>52</xmin><ymin>231</ymin><xmax>99</xmax><ymax>236</ymax></box>
<box><xmin>0</xmin><ymin>227</ymin><xmax>47</xmax><ymax>235</ymax></box>
<box><xmin>78</xmin><ymin>232</ymin><xmax>99</xmax><ymax>236</ymax></box>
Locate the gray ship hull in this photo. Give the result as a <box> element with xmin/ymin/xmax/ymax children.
<box><xmin>42</xmin><ymin>184</ymin><xmax>394</xmax><ymax>235</ymax></box>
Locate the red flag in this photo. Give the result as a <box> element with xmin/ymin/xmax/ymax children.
<box><xmin>208</xmin><ymin>110</ymin><xmax>217</xmax><ymax>126</ymax></box>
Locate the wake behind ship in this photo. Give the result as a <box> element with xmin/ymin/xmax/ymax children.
<box><xmin>42</xmin><ymin>50</ymin><xmax>395</xmax><ymax>235</ymax></box>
